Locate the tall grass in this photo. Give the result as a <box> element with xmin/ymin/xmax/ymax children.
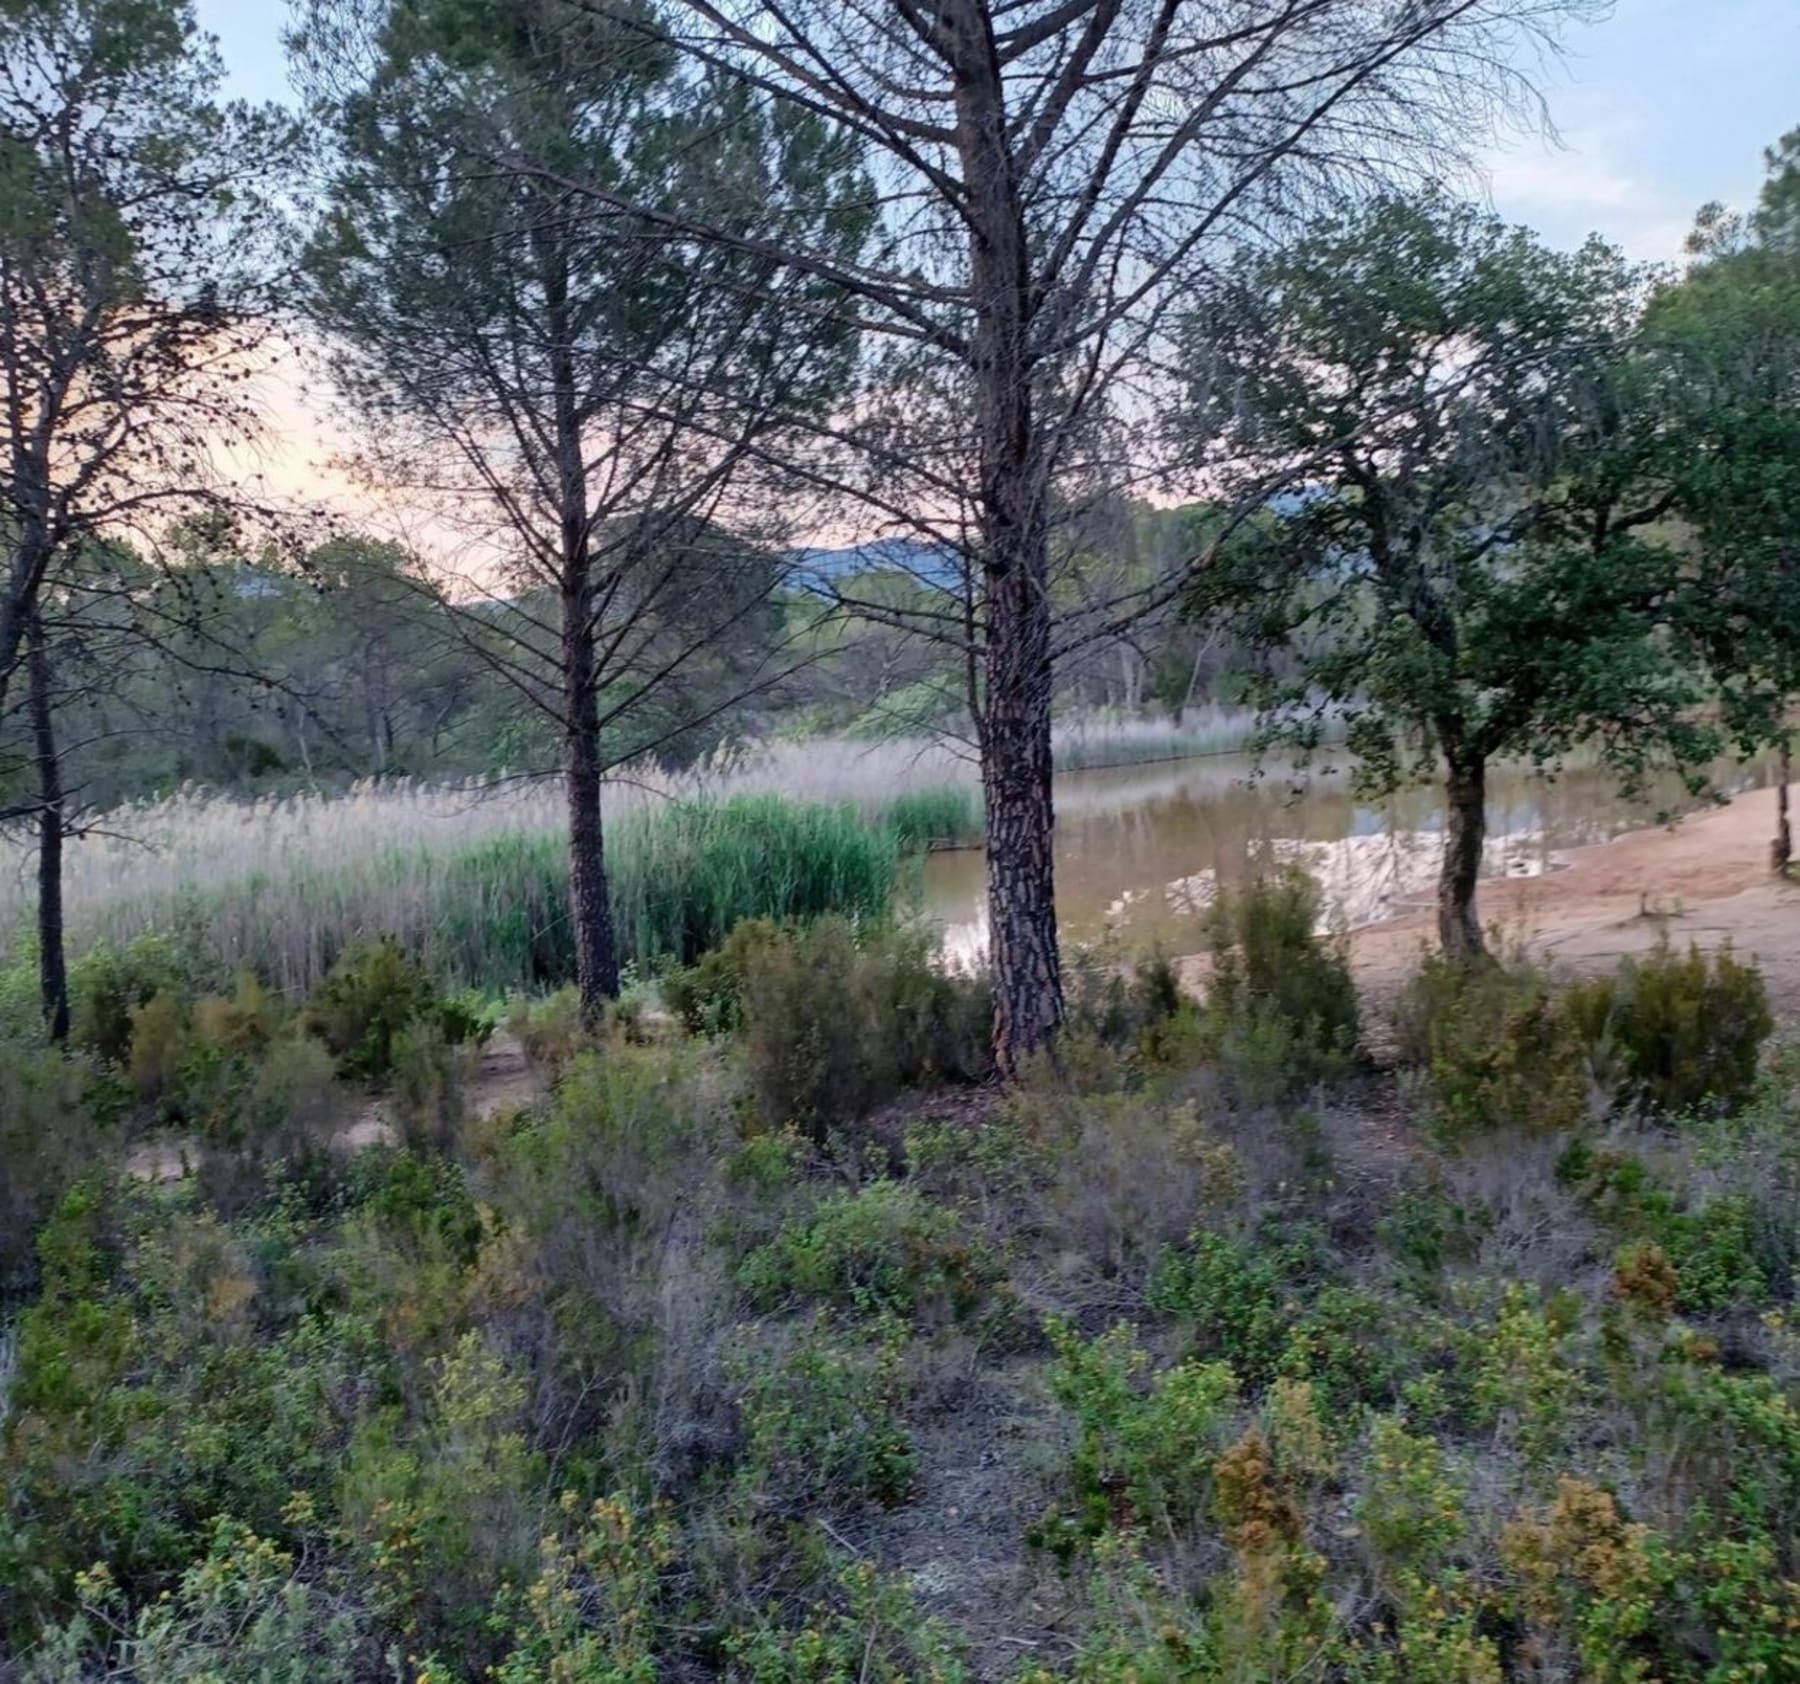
<box><xmin>876</xmin><ymin>787</ymin><xmax>983</xmax><ymax>850</ymax></box>
<box><xmin>0</xmin><ymin>719</ymin><xmax>1262</xmax><ymax>993</ymax></box>
<box><xmin>3</xmin><ymin>795</ymin><xmax>906</xmax><ymax>997</ymax></box>
<box><xmin>1050</xmin><ymin>706</ymin><xmax>1347</xmax><ymax>771</ymax></box>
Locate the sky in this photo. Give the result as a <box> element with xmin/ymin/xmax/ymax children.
<box><xmin>195</xmin><ymin>0</ymin><xmax>1797</xmax><ymax>529</ymax></box>
<box><xmin>201</xmin><ymin>0</ymin><xmax>1798</xmax><ymax>264</ymax></box>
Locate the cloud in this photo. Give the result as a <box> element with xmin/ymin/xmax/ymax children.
<box><xmin>1479</xmin><ymin>107</ymin><xmax>1695</xmax><ymax>263</ymax></box>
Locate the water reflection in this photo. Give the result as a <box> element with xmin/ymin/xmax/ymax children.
<box><xmin>923</xmin><ymin>753</ymin><xmax>1775</xmax><ymax>970</ymax></box>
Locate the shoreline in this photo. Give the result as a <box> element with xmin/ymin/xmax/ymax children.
<box><xmin>1341</xmin><ymin>781</ymin><xmax>1800</xmax><ymax>1017</ymax></box>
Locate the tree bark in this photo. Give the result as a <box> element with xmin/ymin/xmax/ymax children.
<box><xmin>564</xmin><ymin>587</ymin><xmax>619</xmax><ymax>1023</ymax></box>
<box><xmin>1775</xmin><ymin>736</ymin><xmax>1792</xmax><ymax>876</ymax></box>
<box><xmin>947</xmin><ymin>0</ymin><xmax>1063</xmax><ymax>1073</ymax></box>
<box><xmin>1438</xmin><ymin>751</ymin><xmax>1488</xmax><ymax>963</ymax></box>
<box><xmin>27</xmin><ymin>612</ymin><xmax>69</xmax><ymax>1042</ymax></box>
<box><xmin>0</xmin><ymin>517</ymin><xmax>53</xmax><ymax>720</ymax></box>
<box><xmin>535</xmin><ymin>211</ymin><xmax>618</xmax><ymax>1023</ymax></box>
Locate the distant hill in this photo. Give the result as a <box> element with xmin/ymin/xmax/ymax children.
<box><xmin>790</xmin><ymin>536</ymin><xmax>962</xmax><ymax>591</ymax></box>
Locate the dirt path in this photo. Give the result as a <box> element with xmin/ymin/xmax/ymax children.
<box><xmin>852</xmin><ymin>1354</ymin><xmax>1074</xmax><ymax>1678</ymax></box>
<box><xmin>1344</xmin><ymin>782</ymin><xmax>1800</xmax><ymax>1018</ymax></box>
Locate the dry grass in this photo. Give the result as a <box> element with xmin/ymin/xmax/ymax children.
<box><xmin>0</xmin><ymin>720</ymin><xmax>1262</xmax><ymax>991</ymax></box>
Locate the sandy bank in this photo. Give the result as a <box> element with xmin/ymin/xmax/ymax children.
<box><xmin>1345</xmin><ymin>782</ymin><xmax>1800</xmax><ymax>1017</ymax></box>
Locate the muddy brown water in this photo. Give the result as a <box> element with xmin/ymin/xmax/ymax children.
<box><xmin>920</xmin><ymin>751</ymin><xmax>1780</xmax><ymax>969</ymax></box>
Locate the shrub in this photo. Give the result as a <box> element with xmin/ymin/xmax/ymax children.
<box><xmin>737</xmin><ymin>1181</ymin><xmax>996</xmax><ymax>1323</ymax></box>
<box><xmin>1066</xmin><ymin>951</ymin><xmax>1199</xmax><ymax>1065</ymax></box>
<box><xmin>304</xmin><ymin>938</ymin><xmax>485</xmax><ymax>1081</ymax></box>
<box><xmin>338</xmin><ymin>1332</ymin><xmax>543</xmax><ymax>1661</ymax></box>
<box><xmin>1146</xmin><ymin>1229</ymin><xmax>1294</xmax><ymax>1388</ymax></box>
<box><xmin>1357</xmin><ymin>1416</ymin><xmax>1466</xmax><ymax>1586</ymax></box>
<box><xmin>490</xmin><ymin>1494</ymin><xmax>672</xmax><ymax>1684</ymax></box>
<box><xmin>735</xmin><ymin>919</ymin><xmax>989</xmax><ymax>1138</ymax></box>
<box><xmin>661</xmin><ymin>917</ymin><xmax>782</xmax><ymax>1035</ymax></box>
<box><xmin>1025</xmin><ymin>1090</ymin><xmax>1245</xmax><ymax>1283</ymax></box>
<box><xmin>1559</xmin><ymin>1145</ymin><xmax>1773</xmax><ymax>1313</ymax></box>
<box><xmin>68</xmin><ymin>933</ymin><xmax>194</xmax><ymax>1065</ymax></box>
<box><xmin>1471</xmin><ymin>1286</ymin><xmax>1584</xmax><ymax>1470</ymax></box>
<box><xmin>0</xmin><ymin>1185</ymin><xmax>378</xmax><ymax>1631</ymax></box>
<box><xmin>24</xmin><ymin>1519</ymin><xmax>364</xmax><ymax>1683</ymax></box>
<box><xmin>1499</xmin><ymin>1478</ymin><xmax>1662</xmax><ymax>1681</ymax></box>
<box><xmin>725</xmin><ymin>1561</ymin><xmax>968</xmax><ymax>1684</ymax></box>
<box><xmin>1041</xmin><ymin>1318</ymin><xmax>1239</xmax><ymax>1547</ymax></box>
<box><xmin>732</xmin><ymin>1315</ymin><xmax>916</xmax><ymax>1512</ymax></box>
<box><xmin>1563</xmin><ymin>940</ymin><xmax>1772</xmax><ymax>1116</ymax></box>
<box><xmin>1399</xmin><ymin>955</ymin><xmax>1588</xmax><ymax>1136</ymax></box>
<box><xmin>0</xmin><ymin>1042</ymin><xmax>114</xmax><ymax>1298</ymax></box>
<box><xmin>1202</xmin><ymin>869</ymin><xmax>1358</xmax><ymax>1089</ymax></box>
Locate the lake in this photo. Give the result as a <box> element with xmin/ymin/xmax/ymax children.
<box><xmin>920</xmin><ymin>751</ymin><xmax>1781</xmax><ymax>969</ymax></box>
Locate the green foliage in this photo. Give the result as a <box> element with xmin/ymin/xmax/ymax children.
<box><xmin>662</xmin><ymin>917</ymin><xmax>783</xmax><ymax>1034</ymax></box>
<box><xmin>1560</xmin><ymin>1143</ymin><xmax>1775</xmax><ymax>1313</ymax></box>
<box><xmin>1183</xmin><ymin>195</ymin><xmax>1719</xmax><ymax>954</ymax></box>
<box><xmin>24</xmin><ymin>1519</ymin><xmax>363</xmax><ymax>1683</ymax></box>
<box><xmin>338</xmin><ymin>1331</ymin><xmax>543</xmax><ymax>1657</ymax></box>
<box><xmin>0</xmin><ymin>1040</ymin><xmax>117</xmax><ymax>1296</ymax></box>
<box><xmin>1471</xmin><ymin>1286</ymin><xmax>1585</xmax><ymax>1470</ymax></box>
<box><xmin>734</xmin><ymin>918</ymin><xmax>990</xmax><ymax>1138</ymax></box>
<box><xmin>8</xmin><ymin>868</ymin><xmax>1800</xmax><ymax>1680</ymax></box>
<box><xmin>1201</xmin><ymin>869</ymin><xmax>1358</xmax><ymax>1088</ymax></box>
<box><xmin>1357</xmin><ymin>1415</ymin><xmax>1466</xmax><ymax>1584</ymax></box>
<box><xmin>1399</xmin><ymin>954</ymin><xmax>1589</xmax><ymax>1136</ymax></box>
<box><xmin>732</xmin><ymin>1316</ymin><xmax>916</xmax><ymax>1512</ymax></box>
<box><xmin>1563</xmin><ymin>940</ymin><xmax>1772</xmax><ymax>1115</ymax></box>
<box><xmin>876</xmin><ymin>786</ymin><xmax>982</xmax><ymax>852</ymax></box>
<box><xmin>304</xmin><ymin>937</ymin><xmax>486</xmax><ymax>1081</ymax></box>
<box><xmin>738</xmin><ymin>1181</ymin><xmax>996</xmax><ymax>1322</ymax></box>
<box><xmin>1065</xmin><ymin>951</ymin><xmax>1203</xmax><ymax>1070</ymax></box>
<box><xmin>611</xmin><ymin>799</ymin><xmax>903</xmax><ymax>971</ymax></box>
<box><xmin>1041</xmin><ymin>1318</ymin><xmax>1239</xmax><ymax>1548</ymax></box>
<box><xmin>0</xmin><ymin>1184</ymin><xmax>380</xmax><ymax>1629</ymax></box>
<box><xmin>68</xmin><ymin>933</ymin><xmax>194</xmax><ymax>1064</ymax></box>
<box><xmin>724</xmin><ymin>1562</ymin><xmax>967</xmax><ymax>1684</ymax></box>
<box><xmin>1145</xmin><ymin>1229</ymin><xmax>1297</xmax><ymax>1388</ymax></box>
<box><xmin>489</xmin><ymin>1495</ymin><xmax>672</xmax><ymax>1684</ymax></box>
<box><xmin>1651</xmin><ymin>135</ymin><xmax>1800</xmax><ymax>750</ymax></box>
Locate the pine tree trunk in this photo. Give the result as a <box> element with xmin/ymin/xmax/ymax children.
<box><xmin>983</xmin><ymin>569</ymin><xmax>1062</xmax><ymax>1072</ymax></box>
<box><xmin>949</xmin><ymin>0</ymin><xmax>1063</xmax><ymax>1072</ymax></box>
<box><xmin>564</xmin><ymin>599</ymin><xmax>619</xmax><ymax>1024</ymax></box>
<box><xmin>1438</xmin><ymin>753</ymin><xmax>1488</xmax><ymax>964</ymax></box>
<box><xmin>27</xmin><ymin>613</ymin><xmax>68</xmax><ymax>1041</ymax></box>
<box><xmin>536</xmin><ymin>216</ymin><xmax>617</xmax><ymax>1025</ymax></box>
<box><xmin>1774</xmin><ymin>736</ymin><xmax>1791</xmax><ymax>875</ymax></box>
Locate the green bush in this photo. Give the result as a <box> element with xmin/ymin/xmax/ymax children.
<box><xmin>1399</xmin><ymin>954</ymin><xmax>1588</xmax><ymax>1136</ymax></box>
<box><xmin>68</xmin><ymin>934</ymin><xmax>195</xmax><ymax>1065</ymax></box>
<box><xmin>1066</xmin><ymin>951</ymin><xmax>1202</xmax><ymax>1067</ymax></box>
<box><xmin>1558</xmin><ymin>1144</ymin><xmax>1774</xmax><ymax>1313</ymax></box>
<box><xmin>661</xmin><ymin>917</ymin><xmax>783</xmax><ymax>1034</ymax></box>
<box><xmin>725</xmin><ymin>1561</ymin><xmax>967</xmax><ymax>1684</ymax></box>
<box><xmin>1146</xmin><ymin>1228</ymin><xmax>1295</xmax><ymax>1388</ymax></box>
<box><xmin>737</xmin><ymin>1180</ymin><xmax>996</xmax><ymax>1322</ymax></box>
<box><xmin>304</xmin><ymin>938</ymin><xmax>485</xmax><ymax>1081</ymax></box>
<box><xmin>735</xmin><ymin>919</ymin><xmax>990</xmax><ymax>1138</ymax></box>
<box><xmin>1202</xmin><ymin>869</ymin><xmax>1357</xmax><ymax>1088</ymax></box>
<box><xmin>0</xmin><ymin>1042</ymin><xmax>116</xmax><ymax>1298</ymax></box>
<box><xmin>24</xmin><ymin>1518</ymin><xmax>364</xmax><ymax>1683</ymax></box>
<box><xmin>1039</xmin><ymin>1318</ymin><xmax>1240</xmax><ymax>1549</ymax></box>
<box><xmin>732</xmin><ymin>1315</ymin><xmax>916</xmax><ymax>1512</ymax></box>
<box><xmin>1563</xmin><ymin>940</ymin><xmax>1772</xmax><ymax>1116</ymax></box>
